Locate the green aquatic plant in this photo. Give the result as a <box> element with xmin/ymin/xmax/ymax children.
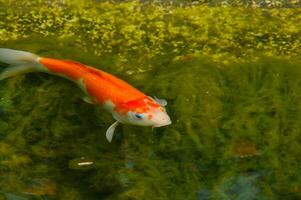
<box><xmin>0</xmin><ymin>0</ymin><xmax>300</xmax><ymax>64</ymax></box>
<box><xmin>1</xmin><ymin>41</ymin><xmax>301</xmax><ymax>199</ymax></box>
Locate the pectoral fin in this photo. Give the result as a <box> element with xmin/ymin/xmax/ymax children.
<box><xmin>82</xmin><ymin>96</ymin><xmax>95</xmax><ymax>104</ymax></box>
<box><xmin>106</xmin><ymin>121</ymin><xmax>120</xmax><ymax>143</ymax></box>
<box><xmin>154</xmin><ymin>96</ymin><xmax>167</xmax><ymax>106</ymax></box>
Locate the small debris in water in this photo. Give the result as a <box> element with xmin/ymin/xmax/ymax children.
<box><xmin>77</xmin><ymin>161</ymin><xmax>94</xmax><ymax>166</ymax></box>
<box><xmin>69</xmin><ymin>157</ymin><xmax>94</xmax><ymax>170</ymax></box>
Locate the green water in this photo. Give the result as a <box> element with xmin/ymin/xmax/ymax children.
<box><xmin>1</xmin><ymin>1</ymin><xmax>301</xmax><ymax>200</ymax></box>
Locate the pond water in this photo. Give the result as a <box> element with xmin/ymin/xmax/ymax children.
<box><xmin>0</xmin><ymin>1</ymin><xmax>301</xmax><ymax>200</ymax></box>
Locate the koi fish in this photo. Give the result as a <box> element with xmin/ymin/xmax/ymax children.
<box><xmin>0</xmin><ymin>48</ymin><xmax>171</xmax><ymax>142</ymax></box>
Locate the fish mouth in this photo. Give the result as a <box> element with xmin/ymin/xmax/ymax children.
<box><xmin>152</xmin><ymin>120</ymin><xmax>172</xmax><ymax>128</ymax></box>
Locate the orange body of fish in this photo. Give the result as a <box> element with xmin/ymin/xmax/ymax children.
<box><xmin>0</xmin><ymin>49</ymin><xmax>171</xmax><ymax>142</ymax></box>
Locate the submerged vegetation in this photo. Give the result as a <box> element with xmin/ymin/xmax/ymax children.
<box><xmin>0</xmin><ymin>0</ymin><xmax>301</xmax><ymax>199</ymax></box>
<box><xmin>0</xmin><ymin>0</ymin><xmax>301</xmax><ymax>64</ymax></box>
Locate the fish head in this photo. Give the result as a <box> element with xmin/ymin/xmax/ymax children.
<box><xmin>113</xmin><ymin>96</ymin><xmax>171</xmax><ymax>128</ymax></box>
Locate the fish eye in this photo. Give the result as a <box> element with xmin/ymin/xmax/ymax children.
<box><xmin>135</xmin><ymin>113</ymin><xmax>144</xmax><ymax>119</ymax></box>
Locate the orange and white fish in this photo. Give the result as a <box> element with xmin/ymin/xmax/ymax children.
<box><xmin>0</xmin><ymin>48</ymin><xmax>171</xmax><ymax>142</ymax></box>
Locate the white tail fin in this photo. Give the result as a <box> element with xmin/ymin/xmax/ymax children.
<box><xmin>0</xmin><ymin>48</ymin><xmax>41</xmax><ymax>80</ymax></box>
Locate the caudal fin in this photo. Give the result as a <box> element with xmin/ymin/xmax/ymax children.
<box><xmin>0</xmin><ymin>48</ymin><xmax>41</xmax><ymax>80</ymax></box>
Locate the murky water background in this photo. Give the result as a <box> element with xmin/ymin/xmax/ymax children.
<box><xmin>0</xmin><ymin>1</ymin><xmax>301</xmax><ymax>199</ymax></box>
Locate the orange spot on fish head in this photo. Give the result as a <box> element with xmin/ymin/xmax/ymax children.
<box><xmin>146</xmin><ymin>97</ymin><xmax>161</xmax><ymax>108</ymax></box>
<box><xmin>115</xmin><ymin>96</ymin><xmax>163</xmax><ymax>116</ymax></box>
<box><xmin>115</xmin><ymin>97</ymin><xmax>150</xmax><ymax>114</ymax></box>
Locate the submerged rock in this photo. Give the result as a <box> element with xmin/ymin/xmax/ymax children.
<box><xmin>231</xmin><ymin>139</ymin><xmax>260</xmax><ymax>158</ymax></box>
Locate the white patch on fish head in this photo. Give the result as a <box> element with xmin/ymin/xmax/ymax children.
<box><xmin>112</xmin><ymin>110</ymin><xmax>150</xmax><ymax>126</ymax></box>
<box><xmin>146</xmin><ymin>97</ymin><xmax>171</xmax><ymax>128</ymax></box>
<box><xmin>149</xmin><ymin>107</ymin><xmax>172</xmax><ymax>128</ymax></box>
<box><xmin>112</xmin><ymin>97</ymin><xmax>171</xmax><ymax>128</ymax></box>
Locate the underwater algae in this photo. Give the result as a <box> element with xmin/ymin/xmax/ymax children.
<box><xmin>0</xmin><ymin>0</ymin><xmax>301</xmax><ymax>64</ymax></box>
<box><xmin>0</xmin><ymin>0</ymin><xmax>301</xmax><ymax>200</ymax></box>
<box><xmin>1</xmin><ymin>45</ymin><xmax>301</xmax><ymax>199</ymax></box>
